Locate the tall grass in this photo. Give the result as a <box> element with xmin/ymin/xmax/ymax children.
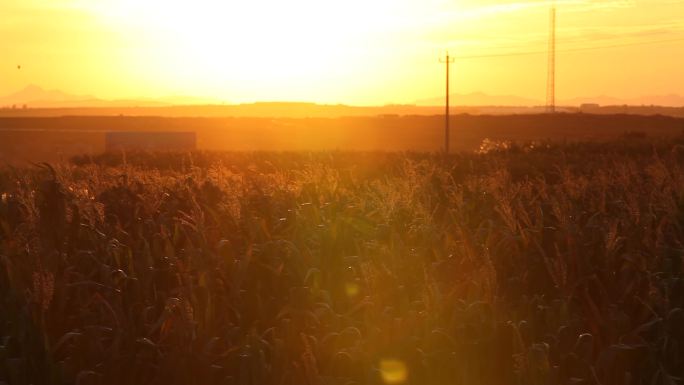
<box><xmin>2</xmin><ymin>139</ymin><xmax>684</xmax><ymax>384</ymax></box>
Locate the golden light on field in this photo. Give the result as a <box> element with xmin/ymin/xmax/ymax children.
<box><xmin>1</xmin><ymin>0</ymin><xmax>683</xmax><ymax>104</ymax></box>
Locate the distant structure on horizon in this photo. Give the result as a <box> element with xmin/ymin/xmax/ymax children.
<box><xmin>580</xmin><ymin>103</ymin><xmax>600</xmax><ymax>110</ymax></box>
<box><xmin>105</xmin><ymin>131</ymin><xmax>196</xmax><ymax>152</ymax></box>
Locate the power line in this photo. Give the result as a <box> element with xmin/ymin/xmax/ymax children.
<box><xmin>451</xmin><ymin>32</ymin><xmax>681</xmax><ymax>53</ymax></box>
<box><xmin>452</xmin><ymin>36</ymin><xmax>684</xmax><ymax>60</ymax></box>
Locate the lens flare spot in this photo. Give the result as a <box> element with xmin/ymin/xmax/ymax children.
<box><xmin>345</xmin><ymin>282</ymin><xmax>360</xmax><ymax>298</ymax></box>
<box><xmin>379</xmin><ymin>359</ymin><xmax>407</xmax><ymax>384</ymax></box>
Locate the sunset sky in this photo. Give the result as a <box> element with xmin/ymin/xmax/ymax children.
<box><xmin>1</xmin><ymin>0</ymin><xmax>683</xmax><ymax>105</ymax></box>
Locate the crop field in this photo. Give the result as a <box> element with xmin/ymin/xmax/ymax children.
<box><xmin>2</xmin><ymin>138</ymin><xmax>684</xmax><ymax>385</ymax></box>
<box><xmin>1</xmin><ymin>114</ymin><xmax>683</xmax><ymax>164</ymax></box>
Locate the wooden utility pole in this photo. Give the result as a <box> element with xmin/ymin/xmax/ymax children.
<box><xmin>546</xmin><ymin>4</ymin><xmax>556</xmax><ymax>113</ymax></box>
<box><xmin>439</xmin><ymin>52</ymin><xmax>455</xmax><ymax>153</ymax></box>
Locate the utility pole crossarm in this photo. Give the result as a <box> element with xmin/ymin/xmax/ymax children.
<box><xmin>439</xmin><ymin>52</ymin><xmax>456</xmax><ymax>154</ymax></box>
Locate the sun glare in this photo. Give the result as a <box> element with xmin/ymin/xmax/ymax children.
<box><xmin>84</xmin><ymin>0</ymin><xmax>425</xmax><ymax>102</ymax></box>
<box><xmin>4</xmin><ymin>0</ymin><xmax>682</xmax><ymax>103</ymax></box>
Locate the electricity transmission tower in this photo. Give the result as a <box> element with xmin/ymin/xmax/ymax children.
<box><xmin>439</xmin><ymin>52</ymin><xmax>455</xmax><ymax>153</ymax></box>
<box><xmin>546</xmin><ymin>3</ymin><xmax>556</xmax><ymax>113</ymax></box>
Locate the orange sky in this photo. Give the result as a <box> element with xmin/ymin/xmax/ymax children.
<box><xmin>1</xmin><ymin>0</ymin><xmax>683</xmax><ymax>105</ymax></box>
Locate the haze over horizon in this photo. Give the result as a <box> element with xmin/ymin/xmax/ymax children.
<box><xmin>2</xmin><ymin>0</ymin><xmax>683</xmax><ymax>105</ymax></box>
<box><xmin>2</xmin><ymin>84</ymin><xmax>684</xmax><ymax>109</ymax></box>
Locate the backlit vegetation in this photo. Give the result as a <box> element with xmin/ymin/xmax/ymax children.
<box><xmin>2</xmin><ymin>138</ymin><xmax>684</xmax><ymax>384</ymax></box>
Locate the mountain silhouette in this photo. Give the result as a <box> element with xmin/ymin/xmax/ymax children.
<box><xmin>416</xmin><ymin>92</ymin><xmax>541</xmax><ymax>107</ymax></box>
<box><xmin>2</xmin><ymin>86</ymin><xmax>682</xmax><ymax>109</ymax></box>
<box><xmin>0</xmin><ymin>85</ymin><xmax>209</xmax><ymax>108</ymax></box>
<box><xmin>416</xmin><ymin>92</ymin><xmax>684</xmax><ymax>107</ymax></box>
<box><xmin>0</xmin><ymin>85</ymin><xmax>96</xmax><ymax>107</ymax></box>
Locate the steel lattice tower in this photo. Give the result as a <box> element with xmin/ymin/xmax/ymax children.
<box><xmin>546</xmin><ymin>4</ymin><xmax>556</xmax><ymax>113</ymax></box>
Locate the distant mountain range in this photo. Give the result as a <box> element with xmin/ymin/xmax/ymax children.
<box><xmin>0</xmin><ymin>85</ymin><xmax>96</xmax><ymax>107</ymax></box>
<box><xmin>1</xmin><ymin>85</ymin><xmax>683</xmax><ymax>109</ymax></box>
<box><xmin>0</xmin><ymin>85</ymin><xmax>213</xmax><ymax>108</ymax></box>
<box><xmin>416</xmin><ymin>92</ymin><xmax>542</xmax><ymax>107</ymax></box>
<box><xmin>416</xmin><ymin>92</ymin><xmax>684</xmax><ymax>107</ymax></box>
<box><xmin>417</xmin><ymin>92</ymin><xmax>684</xmax><ymax>107</ymax></box>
